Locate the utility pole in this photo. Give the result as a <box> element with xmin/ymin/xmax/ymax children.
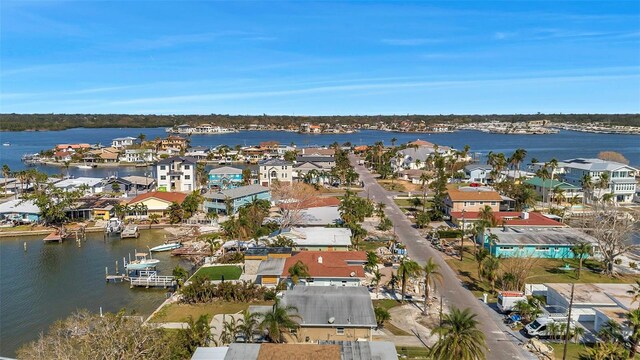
<box><xmin>562</xmin><ymin>283</ymin><xmax>575</xmax><ymax>360</ymax></box>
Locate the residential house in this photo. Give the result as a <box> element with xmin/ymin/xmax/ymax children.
<box><xmin>88</xmin><ymin>147</ymin><xmax>121</xmax><ymax>163</ymax></box>
<box><xmin>252</xmin><ymin>286</ymin><xmax>377</xmax><ymax>342</ymax></box>
<box><xmin>123</xmin><ymin>149</ymin><xmax>155</xmax><ymax>163</ymax></box>
<box><xmin>394</xmin><ymin>141</ymin><xmax>454</xmax><ymax>170</ymax></box>
<box><xmin>55</xmin><ymin>143</ymin><xmax>91</xmax><ymax>151</ymax></box>
<box><xmin>398</xmin><ymin>169</ymin><xmax>432</xmax><ymax>185</ymax></box>
<box><xmin>268</xmin><ymin>227</ymin><xmax>352</xmax><ymax>251</ymax></box>
<box><xmin>259</xmin><ymin>159</ymin><xmax>292</xmax><ymax>187</ymax></box>
<box><xmin>451</xmin><ymin>211</ymin><xmax>565</xmax><ymax>230</ymax></box>
<box><xmin>244</xmin><ymin>247</ymin><xmax>292</xmax><ymax>276</ymax></box>
<box><xmin>559</xmin><ymin>158</ymin><xmax>637</xmax><ymax>203</ymax></box>
<box><xmin>158</xmin><ymin>136</ymin><xmax>189</xmax><ymax>152</ymax></box>
<box><xmin>480</xmin><ymin>227</ymin><xmax>599</xmax><ymax>258</ymax></box>
<box><xmin>54</xmin><ymin>177</ymin><xmax>104</xmax><ymax>194</ymax></box>
<box><xmin>185</xmin><ymin>146</ymin><xmax>211</xmax><ymax>160</ymax></box>
<box><xmin>277</xmin><ymin>197</ymin><xmax>342</xmax><ymax>226</ymax></box>
<box><xmin>281</xmin><ymin>251</ymin><xmax>366</xmax><ymax>288</ymax></box>
<box><xmin>121</xmin><ymin>176</ymin><xmax>155</xmax><ymax>192</ymax></box>
<box><xmin>127</xmin><ymin>191</ymin><xmax>188</xmax><ymax>217</ymax></box>
<box><xmin>66</xmin><ymin>197</ymin><xmax>122</xmax><ymax>221</ymax></box>
<box><xmin>156</xmin><ymin>156</ymin><xmax>197</xmax><ymax>192</ymax></box>
<box><xmin>54</xmin><ymin>150</ymin><xmax>73</xmax><ymax>162</ymax></box>
<box><xmin>103</xmin><ymin>177</ymin><xmax>134</xmax><ymax>193</ymax></box>
<box><xmin>464</xmin><ymin>164</ymin><xmax>493</xmax><ymax>184</ymax></box>
<box><xmin>191</xmin><ymin>341</ymin><xmax>398</xmax><ymax>360</ymax></box>
<box><xmin>0</xmin><ymin>199</ymin><xmax>40</xmax><ymax>224</ymax></box>
<box><xmin>208</xmin><ymin>166</ymin><xmax>244</xmax><ymax>190</ymax></box>
<box><xmin>111</xmin><ymin>137</ymin><xmax>137</xmax><ymax>149</ymax></box>
<box><xmin>203</xmin><ymin>184</ymin><xmax>271</xmax><ymax>215</ymax></box>
<box><xmin>300</xmin><ymin>147</ymin><xmax>335</xmax><ymax>157</ymax></box>
<box><xmin>443</xmin><ymin>186</ymin><xmax>503</xmax><ymax>215</ymax></box>
<box><xmin>524</xmin><ymin>177</ymin><xmax>583</xmax><ymax>202</ymax></box>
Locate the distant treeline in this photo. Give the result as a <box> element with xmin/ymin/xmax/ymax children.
<box><xmin>1</xmin><ymin>113</ymin><xmax>639</xmax><ymax>131</ymax></box>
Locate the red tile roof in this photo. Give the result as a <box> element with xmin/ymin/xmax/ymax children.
<box><xmin>450</xmin><ymin>211</ymin><xmax>564</xmax><ymax>227</ymax></box>
<box><xmin>282</xmin><ymin>251</ymin><xmax>367</xmax><ymax>278</ymax></box>
<box><xmin>408</xmin><ymin>139</ymin><xmax>435</xmax><ymax>147</ymax></box>
<box><xmin>128</xmin><ymin>191</ymin><xmax>187</xmax><ymax>205</ymax></box>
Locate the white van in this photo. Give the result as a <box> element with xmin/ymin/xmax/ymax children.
<box><xmin>497</xmin><ymin>291</ymin><xmax>527</xmax><ymax>313</ymax></box>
<box><xmin>525</xmin><ymin>316</ymin><xmax>574</xmax><ymax>337</ymax></box>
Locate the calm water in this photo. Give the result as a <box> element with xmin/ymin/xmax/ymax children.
<box><xmin>0</xmin><ymin>230</ymin><xmax>191</xmax><ymax>357</ymax></box>
<box><xmin>1</xmin><ymin>129</ymin><xmax>639</xmax><ymax>176</ymax></box>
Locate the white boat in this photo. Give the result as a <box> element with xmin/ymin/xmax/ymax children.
<box><xmin>76</xmin><ymin>164</ymin><xmax>93</xmax><ymax>169</ymax></box>
<box><xmin>2</xmin><ymin>143</ymin><xmax>10</xmax><ymax>146</ymax></box>
<box><xmin>126</xmin><ymin>252</ymin><xmax>160</xmax><ymax>270</ymax></box>
<box><xmin>105</xmin><ymin>218</ymin><xmax>124</xmax><ymax>234</ymax></box>
<box><xmin>150</xmin><ymin>242</ymin><xmax>182</xmax><ymax>252</ymax></box>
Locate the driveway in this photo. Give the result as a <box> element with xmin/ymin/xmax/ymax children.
<box><xmin>350</xmin><ymin>154</ymin><xmax>535</xmax><ymax>360</ymax></box>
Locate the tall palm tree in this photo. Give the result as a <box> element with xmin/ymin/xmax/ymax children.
<box><xmin>1</xmin><ymin>164</ymin><xmax>10</xmax><ymax>196</ymax></box>
<box><xmin>430</xmin><ymin>307</ymin><xmax>488</xmax><ymax>360</ymax></box>
<box><xmin>237</xmin><ymin>309</ymin><xmax>260</xmax><ymax>343</ymax></box>
<box><xmin>625</xmin><ymin>308</ymin><xmax>640</xmax><ymax>359</ymax></box>
<box><xmin>596</xmin><ymin>171</ymin><xmax>611</xmax><ymax>202</ymax></box>
<box><xmin>365</xmin><ymin>251</ymin><xmax>380</xmax><ymax>273</ymax></box>
<box><xmin>478</xmin><ymin>205</ymin><xmax>494</xmax><ymax>226</ymax></box>
<box><xmin>219</xmin><ymin>317</ymin><xmax>238</xmax><ymax>345</ymax></box>
<box><xmin>372</xmin><ymin>269</ymin><xmax>383</xmax><ymax>297</ymax></box>
<box><xmin>482</xmin><ymin>256</ymin><xmax>500</xmax><ymax>292</ymax></box>
<box><xmin>398</xmin><ymin>258</ymin><xmax>421</xmax><ymax>303</ymax></box>
<box><xmin>423</xmin><ymin>258</ymin><xmax>443</xmax><ymax>314</ymax></box>
<box><xmin>572</xmin><ymin>242</ymin><xmax>592</xmax><ymax>279</ymax></box>
<box><xmin>580</xmin><ymin>173</ymin><xmax>593</xmax><ymax>205</ymax></box>
<box><xmin>258</xmin><ymin>300</ymin><xmax>301</xmax><ymax>343</ymax></box>
<box><xmin>288</xmin><ymin>260</ymin><xmax>310</xmax><ymax>285</ymax></box>
<box><xmin>475</xmin><ymin>248</ymin><xmax>490</xmax><ymax>280</ymax></box>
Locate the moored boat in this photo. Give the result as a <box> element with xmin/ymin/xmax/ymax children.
<box><xmin>150</xmin><ymin>242</ymin><xmax>182</xmax><ymax>252</ymax></box>
<box><xmin>126</xmin><ymin>252</ymin><xmax>160</xmax><ymax>270</ymax></box>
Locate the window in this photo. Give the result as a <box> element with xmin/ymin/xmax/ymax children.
<box><xmin>491</xmin><ymin>201</ymin><xmax>497</xmax><ymax>205</ymax></box>
<box><xmin>160</xmin><ymin>165</ymin><xmax>166</xmax><ymax>170</ymax></box>
<box><xmin>535</xmin><ymin>247</ymin><xmax>550</xmax><ymax>251</ymax></box>
<box><xmin>336</xmin><ymin>328</ymin><xmax>345</xmax><ymax>335</ymax></box>
<box><xmin>341</xmin><ymin>280</ymin><xmax>347</xmax><ymax>286</ymax></box>
<box><xmin>160</xmin><ymin>176</ymin><xmax>166</xmax><ymax>180</ymax></box>
<box><xmin>500</xmin><ymin>246</ymin><xmax>514</xmax><ymax>250</ymax></box>
<box><xmin>468</xmin><ymin>201</ymin><xmax>475</xmax><ymax>205</ymax></box>
<box><xmin>184</xmin><ymin>165</ymin><xmax>190</xmax><ymax>170</ymax></box>
<box><xmin>185</xmin><ymin>175</ymin><xmax>191</xmax><ymax>180</ymax></box>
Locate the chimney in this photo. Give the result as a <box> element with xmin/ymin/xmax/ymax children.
<box><xmin>317</xmin><ymin>256</ymin><xmax>323</xmax><ymax>264</ymax></box>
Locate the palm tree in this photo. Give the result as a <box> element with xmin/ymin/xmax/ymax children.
<box><xmin>398</xmin><ymin>258</ymin><xmax>421</xmax><ymax>303</ymax></box>
<box><xmin>184</xmin><ymin>315</ymin><xmax>214</xmax><ymax>351</ymax></box>
<box><xmin>365</xmin><ymin>251</ymin><xmax>379</xmax><ymax>273</ymax></box>
<box><xmin>580</xmin><ymin>341</ymin><xmax>626</xmax><ymax>360</ymax></box>
<box><xmin>288</xmin><ymin>260</ymin><xmax>310</xmax><ymax>285</ymax></box>
<box><xmin>236</xmin><ymin>309</ymin><xmax>260</xmax><ymax>343</ymax></box>
<box><xmin>571</xmin><ymin>325</ymin><xmax>585</xmax><ymax>344</ymax></box>
<box><xmin>1</xmin><ymin>164</ymin><xmax>10</xmax><ymax>196</ymax></box>
<box><xmin>374</xmin><ymin>306</ymin><xmax>391</xmax><ymax>328</ymax></box>
<box><xmin>596</xmin><ymin>171</ymin><xmax>611</xmax><ymax>203</ymax></box>
<box><xmin>580</xmin><ymin>173</ymin><xmax>593</xmax><ymax>205</ymax></box>
<box><xmin>625</xmin><ymin>308</ymin><xmax>640</xmax><ymax>359</ymax></box>
<box><xmin>258</xmin><ymin>299</ymin><xmax>301</xmax><ymax>343</ymax></box>
<box><xmin>628</xmin><ymin>280</ymin><xmax>640</xmax><ymax>309</ymax></box>
<box><xmin>219</xmin><ymin>317</ymin><xmax>238</xmax><ymax>345</ymax></box>
<box><xmin>572</xmin><ymin>242</ymin><xmax>592</xmax><ymax>279</ymax></box>
<box><xmin>423</xmin><ymin>258</ymin><xmax>443</xmax><ymax>314</ymax></box>
<box><xmin>475</xmin><ymin>248</ymin><xmax>489</xmax><ymax>280</ymax></box>
<box><xmin>430</xmin><ymin>307</ymin><xmax>488</xmax><ymax>360</ymax></box>
<box><xmin>372</xmin><ymin>269</ymin><xmax>383</xmax><ymax>297</ymax></box>
<box><xmin>148</xmin><ymin>213</ymin><xmax>161</xmax><ymax>228</ymax></box>
<box><xmin>482</xmin><ymin>256</ymin><xmax>500</xmax><ymax>292</ymax></box>
<box><xmin>478</xmin><ymin>205</ymin><xmax>494</xmax><ymax>226</ymax></box>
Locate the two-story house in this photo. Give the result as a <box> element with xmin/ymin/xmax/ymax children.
<box><xmin>208</xmin><ymin>166</ymin><xmax>244</xmax><ymax>190</ymax></box>
<box><xmin>111</xmin><ymin>137</ymin><xmax>137</xmax><ymax>149</ymax></box>
<box><xmin>157</xmin><ymin>136</ymin><xmax>189</xmax><ymax>152</ymax></box>
<box><xmin>259</xmin><ymin>159</ymin><xmax>292</xmax><ymax>186</ymax></box>
<box><xmin>203</xmin><ymin>184</ymin><xmax>271</xmax><ymax>215</ymax></box>
<box><xmin>156</xmin><ymin>156</ymin><xmax>197</xmax><ymax>192</ymax></box>
<box><xmin>464</xmin><ymin>164</ymin><xmax>493</xmax><ymax>184</ymax></box>
<box><xmin>559</xmin><ymin>158</ymin><xmax>637</xmax><ymax>203</ymax></box>
<box><xmin>443</xmin><ymin>186</ymin><xmax>503</xmax><ymax>216</ymax></box>
<box><xmin>123</xmin><ymin>149</ymin><xmax>155</xmax><ymax>163</ymax></box>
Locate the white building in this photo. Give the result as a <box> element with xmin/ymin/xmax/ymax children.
<box><xmin>559</xmin><ymin>158</ymin><xmax>637</xmax><ymax>203</ymax></box>
<box><xmin>53</xmin><ymin>177</ymin><xmax>104</xmax><ymax>194</ymax></box>
<box><xmin>123</xmin><ymin>149</ymin><xmax>156</xmax><ymax>163</ymax></box>
<box><xmin>156</xmin><ymin>156</ymin><xmax>197</xmax><ymax>192</ymax></box>
<box><xmin>111</xmin><ymin>137</ymin><xmax>137</xmax><ymax>149</ymax></box>
<box><xmin>259</xmin><ymin>159</ymin><xmax>292</xmax><ymax>187</ymax></box>
<box><xmin>269</xmin><ymin>227</ymin><xmax>352</xmax><ymax>251</ymax></box>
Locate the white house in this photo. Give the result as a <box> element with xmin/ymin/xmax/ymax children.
<box><xmin>123</xmin><ymin>149</ymin><xmax>156</xmax><ymax>163</ymax></box>
<box><xmin>53</xmin><ymin>177</ymin><xmax>104</xmax><ymax>194</ymax></box>
<box><xmin>559</xmin><ymin>158</ymin><xmax>637</xmax><ymax>203</ymax></box>
<box><xmin>156</xmin><ymin>156</ymin><xmax>197</xmax><ymax>192</ymax></box>
<box><xmin>464</xmin><ymin>164</ymin><xmax>493</xmax><ymax>184</ymax></box>
<box><xmin>111</xmin><ymin>137</ymin><xmax>138</xmax><ymax>149</ymax></box>
<box><xmin>259</xmin><ymin>159</ymin><xmax>292</xmax><ymax>187</ymax></box>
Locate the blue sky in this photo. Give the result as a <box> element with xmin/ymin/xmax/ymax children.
<box><xmin>1</xmin><ymin>1</ymin><xmax>639</xmax><ymax>115</ymax></box>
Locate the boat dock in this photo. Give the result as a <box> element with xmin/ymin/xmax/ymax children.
<box><xmin>120</xmin><ymin>225</ymin><xmax>139</xmax><ymax>239</ymax></box>
<box><xmin>43</xmin><ymin>232</ymin><xmax>63</xmax><ymax>243</ymax></box>
<box><xmin>129</xmin><ymin>270</ymin><xmax>176</xmax><ymax>289</ymax></box>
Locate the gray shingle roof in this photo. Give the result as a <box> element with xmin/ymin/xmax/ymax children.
<box><xmin>281</xmin><ymin>286</ymin><xmax>376</xmax><ymax>327</ymax></box>
<box><xmin>157</xmin><ymin>156</ymin><xmax>197</xmax><ymax>165</ymax></box>
<box><xmin>204</xmin><ymin>184</ymin><xmax>270</xmax><ymax>200</ymax></box>
<box><xmin>224</xmin><ymin>343</ymin><xmax>261</xmax><ymax>360</ymax></box>
<box><xmin>490</xmin><ymin>227</ymin><xmax>598</xmax><ymax>246</ymax></box>
<box><xmin>208</xmin><ymin>166</ymin><xmax>243</xmax><ymax>175</ymax></box>
<box><xmin>256</xmin><ymin>258</ymin><xmax>287</xmax><ymax>276</ymax></box>
<box><xmin>259</xmin><ymin>159</ymin><xmax>292</xmax><ymax>166</ymax></box>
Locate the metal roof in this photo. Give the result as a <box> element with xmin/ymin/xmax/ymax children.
<box><xmin>256</xmin><ymin>258</ymin><xmax>287</xmax><ymax>276</ymax></box>
<box><xmin>191</xmin><ymin>347</ymin><xmax>229</xmax><ymax>360</ymax></box>
<box><xmin>272</xmin><ymin>227</ymin><xmax>352</xmax><ymax>247</ymax></box>
<box><xmin>281</xmin><ymin>286</ymin><xmax>376</xmax><ymax>327</ymax></box>
<box><xmin>157</xmin><ymin>156</ymin><xmax>197</xmax><ymax>165</ymax></box>
<box><xmin>318</xmin><ymin>341</ymin><xmax>399</xmax><ymax>360</ymax></box>
<box><xmin>562</xmin><ymin>158</ymin><xmax>635</xmax><ymax>172</ymax></box>
<box><xmin>208</xmin><ymin>166</ymin><xmax>243</xmax><ymax>175</ymax></box>
<box><xmin>204</xmin><ymin>184</ymin><xmax>270</xmax><ymax>200</ymax></box>
<box><xmin>224</xmin><ymin>343</ymin><xmax>261</xmax><ymax>360</ymax></box>
<box><xmin>489</xmin><ymin>227</ymin><xmax>598</xmax><ymax>246</ymax></box>
<box><xmin>54</xmin><ymin>177</ymin><xmax>104</xmax><ymax>188</ymax></box>
<box><xmin>0</xmin><ymin>199</ymin><xmax>40</xmax><ymax>214</ymax></box>
<box><xmin>259</xmin><ymin>159</ymin><xmax>292</xmax><ymax>166</ymax></box>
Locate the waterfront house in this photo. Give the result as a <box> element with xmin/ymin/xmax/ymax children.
<box><xmin>88</xmin><ymin>147</ymin><xmax>121</xmax><ymax>163</ymax></box>
<box><xmin>66</xmin><ymin>197</ymin><xmax>122</xmax><ymax>221</ymax></box>
<box><xmin>464</xmin><ymin>164</ymin><xmax>493</xmax><ymax>184</ymax></box>
<box><xmin>208</xmin><ymin>166</ymin><xmax>244</xmax><ymax>190</ymax></box>
<box><xmin>185</xmin><ymin>146</ymin><xmax>211</xmax><ymax>160</ymax></box>
<box><xmin>269</xmin><ymin>227</ymin><xmax>352</xmax><ymax>251</ymax></box>
<box><xmin>0</xmin><ymin>199</ymin><xmax>40</xmax><ymax>224</ymax></box>
<box><xmin>54</xmin><ymin>150</ymin><xmax>73</xmax><ymax>162</ymax></box>
<box><xmin>259</xmin><ymin>159</ymin><xmax>293</xmax><ymax>187</ymax></box>
<box><xmin>122</xmin><ymin>149</ymin><xmax>155</xmax><ymax>163</ymax></box>
<box><xmin>558</xmin><ymin>158</ymin><xmax>637</xmax><ymax>203</ymax></box>
<box><xmin>55</xmin><ymin>143</ymin><xmax>91</xmax><ymax>151</ymax></box>
<box><xmin>524</xmin><ymin>177</ymin><xmax>583</xmax><ymax>202</ymax></box>
<box><xmin>481</xmin><ymin>227</ymin><xmax>598</xmax><ymax>258</ymax></box>
<box><xmin>191</xmin><ymin>341</ymin><xmax>398</xmax><ymax>360</ymax></box>
<box><xmin>158</xmin><ymin>135</ymin><xmax>189</xmax><ymax>151</ymax></box>
<box><xmin>127</xmin><ymin>191</ymin><xmax>188</xmax><ymax>217</ymax></box>
<box><xmin>54</xmin><ymin>177</ymin><xmax>104</xmax><ymax>194</ymax></box>
<box><xmin>156</xmin><ymin>156</ymin><xmax>197</xmax><ymax>192</ymax></box>
<box><xmin>300</xmin><ymin>147</ymin><xmax>336</xmax><ymax>157</ymax></box>
<box><xmin>111</xmin><ymin>137</ymin><xmax>137</xmax><ymax>149</ymax></box>
<box><xmin>121</xmin><ymin>175</ymin><xmax>155</xmax><ymax>192</ymax></box>
<box><xmin>103</xmin><ymin>177</ymin><xmax>134</xmax><ymax>193</ymax></box>
<box><xmin>203</xmin><ymin>184</ymin><xmax>271</xmax><ymax>215</ymax></box>
<box><xmin>244</xmin><ymin>247</ymin><xmax>292</xmax><ymax>276</ymax></box>
<box><xmin>443</xmin><ymin>186</ymin><xmax>502</xmax><ymax>216</ymax></box>
<box><xmin>252</xmin><ymin>286</ymin><xmax>377</xmax><ymax>343</ymax></box>
<box><xmin>277</xmin><ymin>196</ymin><xmax>342</xmax><ymax>226</ymax></box>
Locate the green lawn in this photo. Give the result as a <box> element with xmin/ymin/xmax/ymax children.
<box><xmin>192</xmin><ymin>265</ymin><xmax>242</xmax><ymax>281</ymax></box>
<box><xmin>360</xmin><ymin>240</ymin><xmax>390</xmax><ymax>252</ymax></box>
<box><xmin>377</xmin><ymin>180</ymin><xmax>407</xmax><ymax>192</ymax></box>
<box><xmin>373</xmin><ymin>299</ymin><xmax>411</xmax><ymax>336</ymax></box>
<box><xmin>396</xmin><ymin>346</ymin><xmax>430</xmax><ymax>359</ymax></box>
<box><xmin>150</xmin><ymin>301</ymin><xmax>272</xmax><ymax>323</ymax></box>
<box><xmin>550</xmin><ymin>342</ymin><xmax>593</xmax><ymax>360</ymax></box>
<box><xmin>445</xmin><ymin>245</ymin><xmax>636</xmax><ymax>299</ymax></box>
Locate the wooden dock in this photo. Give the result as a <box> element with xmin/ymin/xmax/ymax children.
<box><xmin>43</xmin><ymin>232</ymin><xmax>63</xmax><ymax>243</ymax></box>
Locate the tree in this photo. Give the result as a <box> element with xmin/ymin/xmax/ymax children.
<box><xmin>374</xmin><ymin>307</ymin><xmax>391</xmax><ymax>327</ymax></box>
<box><xmin>482</xmin><ymin>256</ymin><xmax>500</xmax><ymax>292</ymax></box>
<box><xmin>266</xmin><ymin>235</ymin><xmax>296</xmax><ymax>248</ymax></box>
<box><xmin>287</xmin><ymin>260</ymin><xmax>310</xmax><ymax>285</ymax></box>
<box><xmin>2</xmin><ymin>164</ymin><xmax>11</xmax><ymax>195</ymax></box>
<box><xmin>587</xmin><ymin>206</ymin><xmax>638</xmax><ymax>276</ymax></box>
<box><xmin>377</xmin><ymin>216</ymin><xmax>392</xmax><ymax>231</ymax></box>
<box><xmin>398</xmin><ymin>258</ymin><xmax>421</xmax><ymax>303</ymax></box>
<box><xmin>172</xmin><ymin>265</ymin><xmax>189</xmax><ymax>287</ymax></box>
<box><xmin>475</xmin><ymin>248</ymin><xmax>490</xmax><ymax>280</ymax></box>
<box><xmin>219</xmin><ymin>317</ymin><xmax>238</xmax><ymax>345</ymax></box>
<box><xmin>348</xmin><ymin>222</ymin><xmax>367</xmax><ymax>250</ymax></box>
<box><xmin>512</xmin><ymin>298</ymin><xmax>542</xmax><ymax>323</ymax></box>
<box><xmin>167</xmin><ymin>202</ymin><xmax>184</xmax><ymax>224</ymax></box>
<box><xmin>597</xmin><ymin>319</ymin><xmax>623</xmax><ymax>343</ymax></box>
<box><xmin>597</xmin><ymin>151</ymin><xmax>629</xmax><ymax>165</ymax></box>
<box><xmin>183</xmin><ymin>314</ymin><xmax>214</xmax><ymax>351</ymax></box>
<box><xmin>628</xmin><ymin>280</ymin><xmax>640</xmax><ymax>309</ymax></box>
<box><xmin>580</xmin><ymin>341</ymin><xmax>626</xmax><ymax>360</ymax></box>
<box><xmin>572</xmin><ymin>242</ymin><xmax>592</xmax><ymax>279</ymax></box>
<box><xmin>258</xmin><ymin>300</ymin><xmax>301</xmax><ymax>343</ymax></box>
<box><xmin>422</xmin><ymin>258</ymin><xmax>443</xmax><ymax>314</ymax></box>
<box><xmin>148</xmin><ymin>213</ymin><xmax>161</xmax><ymax>228</ymax></box>
<box><xmin>416</xmin><ymin>211</ymin><xmax>430</xmax><ymax>229</ymax></box>
<box><xmin>272</xmin><ymin>182</ymin><xmax>321</xmax><ymax>229</ymax></box>
<box><xmin>21</xmin><ymin>184</ymin><xmax>85</xmax><ymax>228</ymax></box>
<box><xmin>624</xmin><ymin>308</ymin><xmax>640</xmax><ymax>359</ymax></box>
<box><xmin>478</xmin><ymin>205</ymin><xmax>495</xmax><ymax>226</ymax></box>
<box><xmin>365</xmin><ymin>251</ymin><xmax>380</xmax><ymax>273</ymax></box>
<box><xmin>430</xmin><ymin>307</ymin><xmax>488</xmax><ymax>360</ymax></box>
<box><xmin>237</xmin><ymin>309</ymin><xmax>260</xmax><ymax>343</ymax></box>
<box><xmin>242</xmin><ymin>167</ymin><xmax>253</xmax><ymax>185</ymax></box>
<box><xmin>372</xmin><ymin>269</ymin><xmax>383</xmax><ymax>297</ymax></box>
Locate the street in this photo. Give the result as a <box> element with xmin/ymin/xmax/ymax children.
<box><xmin>350</xmin><ymin>154</ymin><xmax>534</xmax><ymax>360</ymax></box>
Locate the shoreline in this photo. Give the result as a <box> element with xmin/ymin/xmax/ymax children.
<box><xmin>0</xmin><ymin>223</ymin><xmax>179</xmax><ymax>238</ymax></box>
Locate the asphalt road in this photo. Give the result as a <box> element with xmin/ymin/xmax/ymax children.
<box><xmin>350</xmin><ymin>154</ymin><xmax>534</xmax><ymax>360</ymax></box>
